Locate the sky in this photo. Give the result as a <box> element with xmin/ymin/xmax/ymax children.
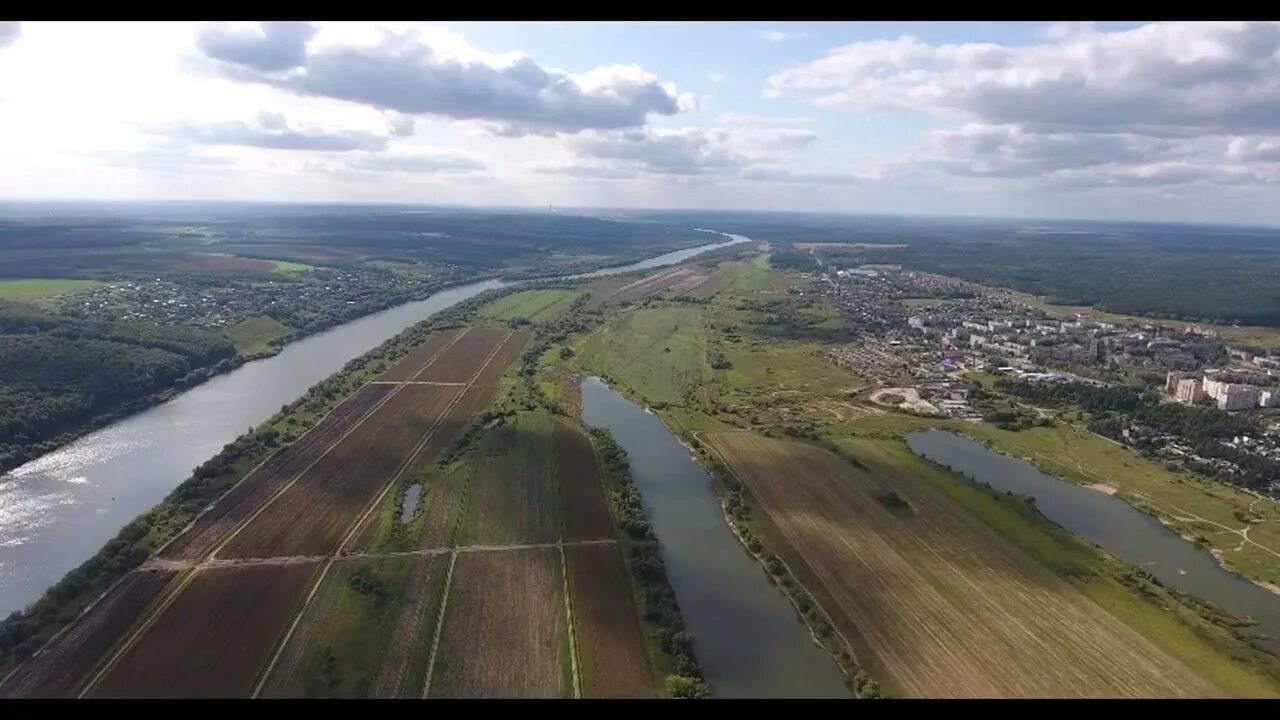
<box><xmin>2</xmin><ymin>21</ymin><xmax>1280</xmax><ymax>224</ymax></box>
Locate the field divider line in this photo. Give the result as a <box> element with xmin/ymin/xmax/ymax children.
<box><xmin>1</xmin><ymin>339</ymin><xmax>452</xmax><ymax>693</ymax></box>
<box><xmin>209</xmin><ymin>328</ymin><xmax>473</xmax><ymax>561</ymax></box>
<box><xmin>253</xmin><ymin>330</ymin><xmax>513</xmax><ymax>698</ymax></box>
<box><xmin>370</xmin><ymin>381</ymin><xmax>467</xmax><ymax>386</ymax></box>
<box><xmin>560</xmin><ymin>544</ymin><xmax>582</xmax><ymax>699</ymax></box>
<box><xmin>76</xmin><ymin>567</ymin><xmax>203</xmax><ymax>698</ymax></box>
<box><xmin>420</xmin><ymin>551</ymin><xmax>458</xmax><ymax>699</ymax></box>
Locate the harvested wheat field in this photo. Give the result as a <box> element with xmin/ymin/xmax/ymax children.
<box><xmin>703</xmin><ymin>430</ymin><xmax>1218</xmax><ymax>698</ymax></box>
<box><xmin>427</xmin><ymin>548</ymin><xmax>570</xmax><ymax>698</ymax></box>
<box><xmin>0</xmin><ymin>568</ymin><xmax>177</xmax><ymax>697</ymax></box>
<box><xmin>556</xmin><ymin>421</ymin><xmax>613</xmax><ymax>541</ymax></box>
<box><xmin>413</xmin><ymin>327</ymin><xmax>512</xmax><ymax>383</ymax></box>
<box><xmin>88</xmin><ymin>562</ymin><xmax>320</xmax><ymax>698</ymax></box>
<box><xmin>566</xmin><ymin>543</ymin><xmax>655</xmax><ymax>697</ymax></box>
<box><xmin>161</xmin><ymin>382</ymin><xmax>395</xmax><ymax>561</ymax></box>
<box><xmin>219</xmin><ymin>383</ymin><xmax>462</xmax><ymax>558</ymax></box>
<box><xmin>376</xmin><ymin>327</ymin><xmax>466</xmax><ymax>382</ymax></box>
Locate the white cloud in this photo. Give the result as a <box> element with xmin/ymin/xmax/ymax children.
<box><xmin>0</xmin><ymin>21</ymin><xmax>19</xmax><ymax>51</ymax></box>
<box><xmin>144</xmin><ymin>112</ymin><xmax>389</xmax><ymax>152</ymax></box>
<box><xmin>344</xmin><ymin>150</ymin><xmax>485</xmax><ymax>174</ymax></box>
<box><xmin>193</xmin><ymin>22</ymin><xmax>695</xmax><ymax>137</ymax></box>
<box><xmin>760</xmin><ymin>29</ymin><xmax>807</xmax><ymax>43</ymax></box>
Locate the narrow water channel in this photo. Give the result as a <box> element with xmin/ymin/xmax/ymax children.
<box><xmin>580</xmin><ymin>377</ymin><xmax>849</xmax><ymax>698</ymax></box>
<box><xmin>0</xmin><ymin>233</ymin><xmax>748</xmax><ymax>616</ymax></box>
<box><xmin>906</xmin><ymin>429</ymin><xmax>1280</xmax><ymax>654</ymax></box>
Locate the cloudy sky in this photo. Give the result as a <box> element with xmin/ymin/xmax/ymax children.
<box><xmin>2</xmin><ymin>21</ymin><xmax>1280</xmax><ymax>224</ymax></box>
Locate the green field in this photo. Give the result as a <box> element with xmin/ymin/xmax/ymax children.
<box><xmin>576</xmin><ymin>307</ymin><xmax>706</xmax><ymax>406</ymax></box>
<box><xmin>952</xmin><ymin>422</ymin><xmax>1280</xmax><ymax>585</ymax></box>
<box><xmin>272</xmin><ymin>260</ymin><xmax>314</xmax><ymax>273</ymax></box>
<box><xmin>224</xmin><ymin>316</ymin><xmax>292</xmax><ymax>357</ymax></box>
<box><xmin>0</xmin><ymin>278</ymin><xmax>104</xmax><ymax>298</ymax></box>
<box><xmin>457</xmin><ymin>409</ymin><xmax>560</xmax><ymax>545</ymax></box>
<box><xmin>480</xmin><ymin>290</ymin><xmax>581</xmax><ymax>323</ymax></box>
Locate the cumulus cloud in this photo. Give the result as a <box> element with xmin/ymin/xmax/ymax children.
<box><xmin>770</xmin><ymin>22</ymin><xmax>1280</xmax><ymax>192</ymax></box>
<box><xmin>145</xmin><ymin>112</ymin><xmax>388</xmax><ymax>152</ymax></box>
<box><xmin>345</xmin><ymin>151</ymin><xmax>484</xmax><ymax>174</ymax></box>
<box><xmin>768</xmin><ymin>22</ymin><xmax>1280</xmax><ymax>135</ymax></box>
<box><xmin>566</xmin><ymin>126</ymin><xmax>818</xmax><ymax>177</ymax></box>
<box><xmin>387</xmin><ymin>114</ymin><xmax>416</xmax><ymax>137</ymax></box>
<box><xmin>0</xmin><ymin>21</ymin><xmax>19</xmax><ymax>50</ymax></box>
<box><xmin>193</xmin><ymin>22</ymin><xmax>693</xmax><ymax>136</ymax></box>
<box><xmin>196</xmin><ymin>21</ymin><xmax>316</xmax><ymax>72</ymax></box>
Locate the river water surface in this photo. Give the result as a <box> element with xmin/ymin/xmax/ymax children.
<box><xmin>580</xmin><ymin>377</ymin><xmax>849</xmax><ymax>698</ymax></box>
<box><xmin>906</xmin><ymin>429</ymin><xmax>1280</xmax><ymax>654</ymax></box>
<box><xmin>0</xmin><ymin>232</ymin><xmax>747</xmax><ymax>616</ymax></box>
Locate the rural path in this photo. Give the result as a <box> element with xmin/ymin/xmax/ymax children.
<box><xmin>139</xmin><ymin>539</ymin><xmax>619</xmax><ymax>572</ymax></box>
<box><xmin>78</xmin><ymin>328</ymin><xmax>477</xmax><ymax>698</ymax></box>
<box><xmin>251</xmin><ymin>329</ymin><xmax>517</xmax><ymax>698</ymax></box>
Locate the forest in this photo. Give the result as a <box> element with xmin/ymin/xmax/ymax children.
<box><xmin>638</xmin><ymin>211</ymin><xmax>1280</xmax><ymax>328</ymax></box>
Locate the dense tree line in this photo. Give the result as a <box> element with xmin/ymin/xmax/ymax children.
<box><xmin>0</xmin><ymin>306</ymin><xmax>237</xmax><ymax>473</ymax></box>
<box><xmin>998</xmin><ymin>379</ymin><xmax>1278</xmax><ymax>490</ymax></box>
<box><xmin>589</xmin><ymin>427</ymin><xmax>708</xmax><ymax>698</ymax></box>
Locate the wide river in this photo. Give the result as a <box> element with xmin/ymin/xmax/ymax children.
<box><xmin>906</xmin><ymin>430</ymin><xmax>1280</xmax><ymax>655</ymax></box>
<box><xmin>580</xmin><ymin>377</ymin><xmax>849</xmax><ymax>698</ymax></box>
<box><xmin>0</xmin><ymin>232</ymin><xmax>747</xmax><ymax>616</ymax></box>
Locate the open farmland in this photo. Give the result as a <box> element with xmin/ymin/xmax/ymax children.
<box><xmin>161</xmin><ymin>382</ymin><xmax>396</xmax><ymax>561</ymax></box>
<box><xmin>88</xmin><ymin>563</ymin><xmax>319</xmax><ymax>698</ymax></box>
<box><xmin>218</xmin><ymin>383</ymin><xmax>463</xmax><ymax>558</ymax></box>
<box><xmin>577</xmin><ymin>306</ymin><xmax>706</xmax><ymax>405</ymax></box>
<box><xmin>0</xmin><ymin>569</ymin><xmax>176</xmax><ymax>698</ymax></box>
<box><xmin>427</xmin><ymin>548</ymin><xmax>571</xmax><ymax>698</ymax></box>
<box><xmin>606</xmin><ymin>266</ymin><xmax>712</xmax><ymax>305</ymax></box>
<box><xmin>375</xmin><ymin>327</ymin><xmax>464</xmax><ymax>381</ymax></box>
<box><xmin>480</xmin><ymin>289</ymin><xmax>581</xmax><ymax>323</ymax></box>
<box><xmin>458</xmin><ymin>410</ymin><xmax>560</xmax><ymax>546</ymax></box>
<box><xmin>703</xmin><ymin>430</ymin><xmax>1218</xmax><ymax>698</ymax></box>
<box><xmin>220</xmin><ymin>326</ymin><xmax>521</xmax><ymax>559</ymax></box>
<box><xmin>412</xmin><ymin>326</ymin><xmax>512</xmax><ymax>383</ymax></box>
<box><xmin>566</xmin><ymin>544</ymin><xmax>655</xmax><ymax>698</ymax></box>
<box><xmin>259</xmin><ymin>555</ymin><xmax>449</xmax><ymax>698</ymax></box>
<box><xmin>556</xmin><ymin>421</ymin><xmax>613</xmax><ymax>541</ymax></box>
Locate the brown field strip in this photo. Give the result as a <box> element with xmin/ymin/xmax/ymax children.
<box><xmin>89</xmin><ymin>563</ymin><xmax>320</xmax><ymax>698</ymax></box>
<box><xmin>161</xmin><ymin>383</ymin><xmax>396</xmax><ymax>560</ymax></box>
<box><xmin>377</xmin><ymin>328</ymin><xmax>465</xmax><ymax>381</ymax></box>
<box><xmin>219</xmin><ymin>384</ymin><xmax>463</xmax><ymax>558</ymax></box>
<box><xmin>416</xmin><ymin>465</ymin><xmax>469</xmax><ymax>550</ymax></box>
<box><xmin>566</xmin><ymin>544</ymin><xmax>655</xmax><ymax>698</ymax></box>
<box><xmin>556</xmin><ymin>421</ymin><xmax>613</xmax><ymax>541</ymax></box>
<box><xmin>0</xmin><ymin>569</ymin><xmax>177</xmax><ymax>698</ymax></box>
<box><xmin>348</xmin><ymin>332</ymin><xmax>527</xmax><ymax>550</ymax></box>
<box><xmin>413</xmin><ymin>327</ymin><xmax>511</xmax><ymax>383</ymax></box>
<box><xmin>703</xmin><ymin>431</ymin><xmax>1216</xmax><ymax>698</ymax></box>
<box><xmin>259</xmin><ymin>555</ymin><xmax>448</xmax><ymax>698</ymax></box>
<box><xmin>427</xmin><ymin>548</ymin><xmax>570</xmax><ymax>698</ymax></box>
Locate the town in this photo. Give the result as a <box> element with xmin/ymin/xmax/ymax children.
<box><xmin>809</xmin><ymin>261</ymin><xmax>1280</xmax><ymax>493</ymax></box>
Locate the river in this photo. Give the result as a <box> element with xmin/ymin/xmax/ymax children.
<box><xmin>906</xmin><ymin>429</ymin><xmax>1280</xmax><ymax>654</ymax></box>
<box><xmin>580</xmin><ymin>377</ymin><xmax>849</xmax><ymax>698</ymax></box>
<box><xmin>0</xmin><ymin>232</ymin><xmax>748</xmax><ymax>617</ymax></box>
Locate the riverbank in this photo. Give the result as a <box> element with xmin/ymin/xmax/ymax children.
<box><xmin>904</xmin><ymin>431</ymin><xmax>1280</xmax><ymax>695</ymax></box>
<box><xmin>0</xmin><ymin>234</ymin><xmax>750</xmax><ymax>683</ymax></box>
